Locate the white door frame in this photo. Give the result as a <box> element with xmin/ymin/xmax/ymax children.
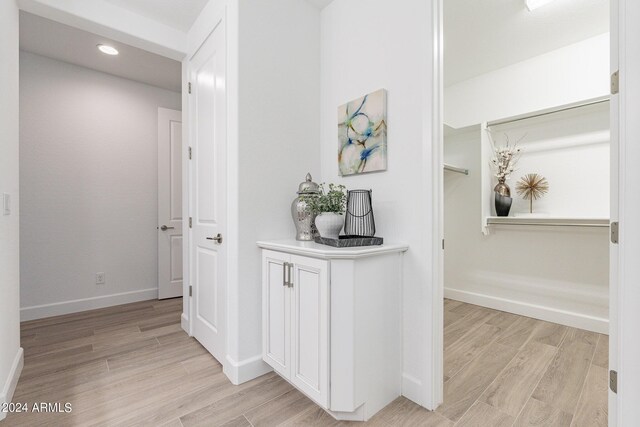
<box><xmin>611</xmin><ymin>0</ymin><xmax>640</xmax><ymax>423</ymax></box>
<box><xmin>181</xmin><ymin>59</ymin><xmax>192</xmax><ymax>335</ymax></box>
<box><xmin>183</xmin><ymin>57</ymin><xmax>194</xmax><ymax>338</ymax></box>
<box><xmin>429</xmin><ymin>0</ymin><xmax>445</xmax><ymax>410</ymax></box>
<box><xmin>609</xmin><ymin>0</ymin><xmax>619</xmax><ymax>423</ymax></box>
<box><xmin>431</xmin><ymin>0</ymin><xmax>640</xmax><ymax>423</ymax></box>
<box><xmin>15</xmin><ymin>0</ymin><xmax>193</xmax><ymax>330</ymax></box>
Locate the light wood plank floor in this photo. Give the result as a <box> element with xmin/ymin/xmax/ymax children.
<box><xmin>5</xmin><ymin>298</ymin><xmax>608</xmax><ymax>426</ymax></box>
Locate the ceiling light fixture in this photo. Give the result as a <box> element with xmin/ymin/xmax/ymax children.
<box><xmin>97</xmin><ymin>44</ymin><xmax>119</xmax><ymax>55</ymax></box>
<box><xmin>525</xmin><ymin>0</ymin><xmax>556</xmax><ymax>11</ymax></box>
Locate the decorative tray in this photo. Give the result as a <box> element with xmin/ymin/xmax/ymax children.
<box><xmin>314</xmin><ymin>235</ymin><xmax>383</xmax><ymax>247</ymax></box>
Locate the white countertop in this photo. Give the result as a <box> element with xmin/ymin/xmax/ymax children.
<box><xmin>256</xmin><ymin>239</ymin><xmax>409</xmax><ymax>259</ymax></box>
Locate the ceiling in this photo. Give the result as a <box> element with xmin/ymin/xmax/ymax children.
<box><xmin>103</xmin><ymin>0</ymin><xmax>209</xmax><ymax>32</ymax></box>
<box><xmin>20</xmin><ymin>12</ymin><xmax>182</xmax><ymax>92</ymax></box>
<box><xmin>103</xmin><ymin>0</ymin><xmax>332</xmax><ymax>29</ymax></box>
<box><xmin>444</xmin><ymin>0</ymin><xmax>609</xmax><ymax>86</ymax></box>
<box><xmin>305</xmin><ymin>0</ymin><xmax>335</xmax><ymax>9</ymax></box>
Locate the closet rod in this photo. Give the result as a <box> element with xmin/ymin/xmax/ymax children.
<box><xmin>487</xmin><ymin>220</ymin><xmax>609</xmax><ymax>228</ymax></box>
<box><xmin>490</xmin><ymin>223</ymin><xmax>608</xmax><ymax>228</ymax></box>
<box><xmin>444</xmin><ymin>164</ymin><xmax>469</xmax><ymax>175</ymax></box>
<box><xmin>487</xmin><ymin>97</ymin><xmax>610</xmax><ymax>128</ymax></box>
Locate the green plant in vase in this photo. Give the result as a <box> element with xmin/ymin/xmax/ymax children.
<box><xmin>302</xmin><ymin>183</ymin><xmax>347</xmax><ymax>239</ymax></box>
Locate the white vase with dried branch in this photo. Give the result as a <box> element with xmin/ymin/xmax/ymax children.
<box><xmin>488</xmin><ymin>132</ymin><xmax>523</xmax><ymax>197</ymax></box>
<box><xmin>487</xmin><ymin>131</ymin><xmax>524</xmax><ymax>217</ymax></box>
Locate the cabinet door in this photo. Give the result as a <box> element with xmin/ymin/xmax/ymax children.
<box><xmin>262</xmin><ymin>250</ymin><xmax>291</xmax><ymax>378</ymax></box>
<box><xmin>290</xmin><ymin>255</ymin><xmax>329</xmax><ymax>408</ymax></box>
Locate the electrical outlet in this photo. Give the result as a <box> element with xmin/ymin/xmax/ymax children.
<box><xmin>96</xmin><ymin>272</ymin><xmax>106</xmax><ymax>285</ymax></box>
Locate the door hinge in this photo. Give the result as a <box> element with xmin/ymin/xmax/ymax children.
<box><xmin>610</xmin><ymin>370</ymin><xmax>618</xmax><ymax>393</ymax></box>
<box><xmin>188</xmin><ymin>147</ymin><xmax>192</xmax><ymax>160</ymax></box>
<box><xmin>189</xmin><ymin>285</ymin><xmax>193</xmax><ymax>297</ymax></box>
<box><xmin>189</xmin><ymin>217</ymin><xmax>192</xmax><ymax>228</ymax></box>
<box><xmin>611</xmin><ymin>71</ymin><xmax>619</xmax><ymax>95</ymax></box>
<box><xmin>188</xmin><ymin>82</ymin><xmax>192</xmax><ymax>94</ymax></box>
<box><xmin>611</xmin><ymin>221</ymin><xmax>619</xmax><ymax>244</ymax></box>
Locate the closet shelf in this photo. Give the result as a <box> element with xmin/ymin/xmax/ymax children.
<box><xmin>486</xmin><ymin>217</ymin><xmax>610</xmax><ymax>228</ymax></box>
<box><xmin>444</xmin><ymin>163</ymin><xmax>469</xmax><ymax>175</ymax></box>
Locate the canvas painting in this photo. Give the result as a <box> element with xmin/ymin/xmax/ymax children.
<box><xmin>338</xmin><ymin>89</ymin><xmax>387</xmax><ymax>176</ymax></box>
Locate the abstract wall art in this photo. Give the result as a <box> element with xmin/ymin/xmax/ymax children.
<box><xmin>338</xmin><ymin>89</ymin><xmax>387</xmax><ymax>176</ymax></box>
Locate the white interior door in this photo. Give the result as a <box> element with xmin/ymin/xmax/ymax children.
<box><xmin>189</xmin><ymin>17</ymin><xmax>227</xmax><ymax>364</ymax></box>
<box><xmin>158</xmin><ymin>108</ymin><xmax>183</xmax><ymax>300</ymax></box>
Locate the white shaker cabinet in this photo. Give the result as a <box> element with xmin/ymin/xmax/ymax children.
<box><xmin>262</xmin><ymin>251</ymin><xmax>292</xmax><ymax>378</ymax></box>
<box><xmin>258</xmin><ymin>240</ymin><xmax>408</xmax><ymax>421</ymax></box>
<box><xmin>262</xmin><ymin>250</ymin><xmax>329</xmax><ymax>406</ymax></box>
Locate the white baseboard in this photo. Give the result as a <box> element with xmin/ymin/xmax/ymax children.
<box><xmin>401</xmin><ymin>373</ymin><xmax>425</xmax><ymax>408</ymax></box>
<box><xmin>445</xmin><ymin>288</ymin><xmax>609</xmax><ymax>334</ymax></box>
<box><xmin>181</xmin><ymin>313</ymin><xmax>189</xmax><ymax>335</ymax></box>
<box><xmin>20</xmin><ymin>288</ymin><xmax>159</xmax><ymax>321</ymax></box>
<box><xmin>0</xmin><ymin>347</ymin><xmax>24</xmax><ymax>421</ymax></box>
<box><xmin>223</xmin><ymin>354</ymin><xmax>272</xmax><ymax>385</ymax></box>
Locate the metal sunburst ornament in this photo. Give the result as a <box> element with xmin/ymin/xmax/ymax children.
<box><xmin>516</xmin><ymin>173</ymin><xmax>549</xmax><ymax>214</ymax></box>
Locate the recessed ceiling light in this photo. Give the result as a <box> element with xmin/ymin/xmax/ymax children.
<box><xmin>97</xmin><ymin>44</ymin><xmax>119</xmax><ymax>55</ymax></box>
<box><xmin>525</xmin><ymin>0</ymin><xmax>556</xmax><ymax>11</ymax></box>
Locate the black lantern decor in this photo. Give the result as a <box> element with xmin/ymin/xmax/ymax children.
<box><xmin>344</xmin><ymin>189</ymin><xmax>376</xmax><ymax>237</ymax></box>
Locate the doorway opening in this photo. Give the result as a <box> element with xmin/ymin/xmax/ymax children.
<box><xmin>438</xmin><ymin>0</ymin><xmax>610</xmax><ymax>424</ymax></box>
<box><xmin>18</xmin><ymin>11</ymin><xmax>184</xmax><ymax>322</ymax></box>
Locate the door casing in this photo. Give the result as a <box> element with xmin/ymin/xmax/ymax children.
<box><xmin>431</xmin><ymin>1</ymin><xmax>636</xmax><ymax>424</ymax></box>
<box><xmin>610</xmin><ymin>0</ymin><xmax>640</xmax><ymax>423</ymax></box>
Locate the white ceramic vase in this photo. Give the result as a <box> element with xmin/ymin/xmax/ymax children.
<box><xmin>315</xmin><ymin>212</ymin><xmax>345</xmax><ymax>239</ymax></box>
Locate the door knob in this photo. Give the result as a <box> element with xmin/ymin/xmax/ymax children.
<box><xmin>160</xmin><ymin>225</ymin><xmax>175</xmax><ymax>231</ymax></box>
<box><xmin>206</xmin><ymin>233</ymin><xmax>223</xmax><ymax>244</ymax></box>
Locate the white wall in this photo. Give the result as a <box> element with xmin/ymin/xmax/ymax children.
<box><xmin>445</xmin><ymin>33</ymin><xmax>610</xmax><ymax>128</ymax></box>
<box><xmin>20</xmin><ymin>52</ymin><xmax>181</xmax><ymax>320</ymax></box>
<box><xmin>0</xmin><ymin>0</ymin><xmax>23</xmax><ymax>418</ymax></box>
<box><xmin>320</xmin><ymin>0</ymin><xmax>437</xmax><ymax>408</ymax></box>
<box><xmin>187</xmin><ymin>0</ymin><xmax>438</xmax><ymax>407</ymax></box>
<box><xmin>185</xmin><ymin>0</ymin><xmax>321</xmax><ymax>383</ymax></box>
<box><xmin>235</xmin><ymin>0</ymin><xmax>321</xmax><ymax>366</ymax></box>
<box><xmin>444</xmin><ymin>123</ymin><xmax>609</xmax><ymax>333</ymax></box>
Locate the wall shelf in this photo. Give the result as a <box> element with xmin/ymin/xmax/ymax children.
<box><xmin>444</xmin><ymin>163</ymin><xmax>469</xmax><ymax>175</ymax></box>
<box><xmin>480</xmin><ymin>98</ymin><xmax>611</xmax><ymax>235</ymax></box>
<box><xmin>486</xmin><ymin>217</ymin><xmax>610</xmax><ymax>228</ymax></box>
